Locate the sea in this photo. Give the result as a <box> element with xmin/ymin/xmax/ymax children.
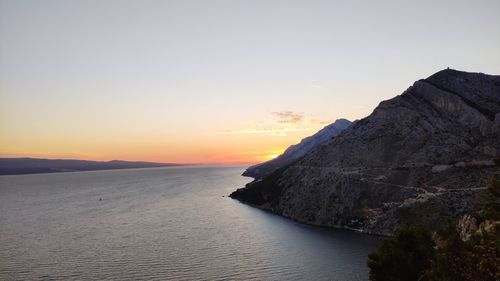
<box><xmin>0</xmin><ymin>165</ymin><xmax>379</xmax><ymax>280</ymax></box>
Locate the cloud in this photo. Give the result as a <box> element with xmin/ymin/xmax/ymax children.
<box><xmin>219</xmin><ymin>127</ymin><xmax>312</xmax><ymax>137</ymax></box>
<box><xmin>219</xmin><ymin>111</ymin><xmax>335</xmax><ymax>137</ymax></box>
<box><xmin>272</xmin><ymin>111</ymin><xmax>304</xmax><ymax>124</ymax></box>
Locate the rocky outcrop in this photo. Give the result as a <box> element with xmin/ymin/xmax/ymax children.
<box><xmin>243</xmin><ymin>119</ymin><xmax>352</xmax><ymax>179</ymax></box>
<box><xmin>231</xmin><ymin>69</ymin><xmax>500</xmax><ymax>235</ymax></box>
<box><xmin>456</xmin><ymin>214</ymin><xmax>478</xmax><ymax>241</ymax></box>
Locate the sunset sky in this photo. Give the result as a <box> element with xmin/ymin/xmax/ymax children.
<box><xmin>1</xmin><ymin>0</ymin><xmax>500</xmax><ymax>164</ymax></box>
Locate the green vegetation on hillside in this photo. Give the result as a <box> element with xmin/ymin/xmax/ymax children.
<box><xmin>368</xmin><ymin>174</ymin><xmax>500</xmax><ymax>281</ymax></box>
<box><xmin>367</xmin><ymin>226</ymin><xmax>435</xmax><ymax>281</ymax></box>
<box><xmin>484</xmin><ymin>174</ymin><xmax>500</xmax><ymax>220</ymax></box>
<box><xmin>422</xmin><ymin>225</ymin><xmax>499</xmax><ymax>281</ymax></box>
<box><xmin>368</xmin><ymin>225</ymin><xmax>499</xmax><ymax>281</ymax></box>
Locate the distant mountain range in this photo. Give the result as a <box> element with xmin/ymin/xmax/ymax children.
<box><xmin>0</xmin><ymin>158</ymin><xmax>183</xmax><ymax>175</ymax></box>
<box><xmin>243</xmin><ymin>118</ymin><xmax>353</xmax><ymax>179</ymax></box>
<box><xmin>231</xmin><ymin>68</ymin><xmax>500</xmax><ymax>235</ymax></box>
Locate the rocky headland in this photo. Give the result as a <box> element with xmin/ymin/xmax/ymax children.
<box><xmin>230</xmin><ymin>69</ymin><xmax>500</xmax><ymax>235</ymax></box>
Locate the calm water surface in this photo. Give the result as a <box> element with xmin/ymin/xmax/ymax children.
<box><xmin>0</xmin><ymin>166</ymin><xmax>378</xmax><ymax>280</ymax></box>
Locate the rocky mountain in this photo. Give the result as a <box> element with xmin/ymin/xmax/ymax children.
<box><xmin>0</xmin><ymin>158</ymin><xmax>183</xmax><ymax>175</ymax></box>
<box><xmin>243</xmin><ymin>118</ymin><xmax>352</xmax><ymax>179</ymax></box>
<box><xmin>230</xmin><ymin>69</ymin><xmax>500</xmax><ymax>235</ymax></box>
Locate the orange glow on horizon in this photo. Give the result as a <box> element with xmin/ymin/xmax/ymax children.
<box><xmin>0</xmin><ymin>108</ymin><xmax>320</xmax><ymax>165</ymax></box>
<box><xmin>0</xmin><ymin>138</ymin><xmax>290</xmax><ymax>165</ymax></box>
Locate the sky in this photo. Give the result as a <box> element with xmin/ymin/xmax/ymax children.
<box><xmin>1</xmin><ymin>0</ymin><xmax>499</xmax><ymax>164</ymax></box>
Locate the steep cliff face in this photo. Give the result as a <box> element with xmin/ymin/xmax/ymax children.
<box><xmin>230</xmin><ymin>69</ymin><xmax>500</xmax><ymax>235</ymax></box>
<box><xmin>243</xmin><ymin>119</ymin><xmax>352</xmax><ymax>179</ymax></box>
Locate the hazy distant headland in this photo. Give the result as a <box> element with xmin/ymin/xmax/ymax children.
<box><xmin>243</xmin><ymin>118</ymin><xmax>353</xmax><ymax>179</ymax></box>
<box><xmin>0</xmin><ymin>158</ymin><xmax>184</xmax><ymax>175</ymax></box>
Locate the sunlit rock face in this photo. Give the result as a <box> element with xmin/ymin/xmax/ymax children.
<box><xmin>243</xmin><ymin>118</ymin><xmax>352</xmax><ymax>179</ymax></box>
<box><xmin>231</xmin><ymin>69</ymin><xmax>500</xmax><ymax>235</ymax></box>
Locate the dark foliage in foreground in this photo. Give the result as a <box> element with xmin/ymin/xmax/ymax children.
<box><xmin>368</xmin><ymin>175</ymin><xmax>500</xmax><ymax>281</ymax></box>
<box><xmin>368</xmin><ymin>225</ymin><xmax>499</xmax><ymax>281</ymax></box>
<box><xmin>421</xmin><ymin>225</ymin><xmax>499</xmax><ymax>281</ymax></box>
<box><xmin>367</xmin><ymin>226</ymin><xmax>435</xmax><ymax>281</ymax></box>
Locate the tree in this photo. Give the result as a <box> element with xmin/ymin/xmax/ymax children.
<box><xmin>368</xmin><ymin>174</ymin><xmax>500</xmax><ymax>281</ymax></box>
<box><xmin>421</xmin><ymin>226</ymin><xmax>499</xmax><ymax>281</ymax></box>
<box><xmin>367</xmin><ymin>226</ymin><xmax>436</xmax><ymax>281</ymax></box>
